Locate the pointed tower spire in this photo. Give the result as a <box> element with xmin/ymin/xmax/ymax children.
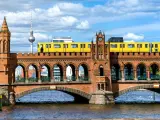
<box><xmin>1</xmin><ymin>16</ymin><xmax>9</xmax><ymax>31</ymax></box>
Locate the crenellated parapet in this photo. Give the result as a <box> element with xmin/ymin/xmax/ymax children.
<box><xmin>16</xmin><ymin>52</ymin><xmax>92</xmax><ymax>58</ymax></box>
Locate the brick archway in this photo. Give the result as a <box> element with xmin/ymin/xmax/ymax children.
<box><xmin>15</xmin><ymin>86</ymin><xmax>91</xmax><ymax>100</ymax></box>
<box><xmin>114</xmin><ymin>84</ymin><xmax>153</xmax><ymax>98</ymax></box>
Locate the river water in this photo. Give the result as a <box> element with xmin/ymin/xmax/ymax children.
<box><xmin>1</xmin><ymin>90</ymin><xmax>160</xmax><ymax>119</ymax></box>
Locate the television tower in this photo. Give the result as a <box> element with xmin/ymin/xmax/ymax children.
<box><xmin>28</xmin><ymin>6</ymin><xmax>35</xmax><ymax>53</ymax></box>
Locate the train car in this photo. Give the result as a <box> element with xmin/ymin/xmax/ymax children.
<box><xmin>37</xmin><ymin>41</ymin><xmax>160</xmax><ymax>53</ymax></box>
<box><xmin>37</xmin><ymin>42</ymin><xmax>91</xmax><ymax>53</ymax></box>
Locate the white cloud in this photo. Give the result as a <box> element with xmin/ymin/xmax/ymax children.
<box><xmin>0</xmin><ymin>0</ymin><xmax>160</xmax><ymax>52</ymax></box>
<box><xmin>76</xmin><ymin>20</ymin><xmax>89</xmax><ymax>29</ymax></box>
<box><xmin>123</xmin><ymin>33</ymin><xmax>144</xmax><ymax>41</ymax></box>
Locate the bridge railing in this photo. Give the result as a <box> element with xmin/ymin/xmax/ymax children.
<box><xmin>15</xmin><ymin>78</ymin><xmax>25</xmax><ymax>83</ymax></box>
<box><xmin>125</xmin><ymin>75</ymin><xmax>134</xmax><ymax>80</ymax></box>
<box><xmin>138</xmin><ymin>76</ymin><xmax>147</xmax><ymax>80</ymax></box>
<box><xmin>14</xmin><ymin>76</ymin><xmax>90</xmax><ymax>83</ymax></box>
<box><xmin>28</xmin><ymin>78</ymin><xmax>39</xmax><ymax>82</ymax></box>
<box><xmin>66</xmin><ymin>76</ymin><xmax>76</xmax><ymax>81</ymax></box>
<box><xmin>78</xmin><ymin>76</ymin><xmax>89</xmax><ymax>81</ymax></box>
<box><xmin>150</xmin><ymin>75</ymin><xmax>160</xmax><ymax>80</ymax></box>
<box><xmin>41</xmin><ymin>77</ymin><xmax>51</xmax><ymax>82</ymax></box>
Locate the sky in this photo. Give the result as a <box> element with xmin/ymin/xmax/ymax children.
<box><xmin>1</xmin><ymin>0</ymin><xmax>160</xmax><ymax>52</ymax></box>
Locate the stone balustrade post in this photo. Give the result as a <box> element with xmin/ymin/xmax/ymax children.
<box><xmin>147</xmin><ymin>70</ymin><xmax>151</xmax><ymax>81</ymax></box>
<box><xmin>25</xmin><ymin>71</ymin><xmax>28</xmax><ymax>83</ymax></box>
<box><xmin>50</xmin><ymin>69</ymin><xmax>54</xmax><ymax>83</ymax></box>
<box><xmin>134</xmin><ymin>70</ymin><xmax>137</xmax><ymax>81</ymax></box>
<box><xmin>38</xmin><ymin>70</ymin><xmax>41</xmax><ymax>83</ymax></box>
<box><xmin>63</xmin><ymin>70</ymin><xmax>66</xmax><ymax>82</ymax></box>
<box><xmin>76</xmin><ymin>69</ymin><xmax>79</xmax><ymax>81</ymax></box>
<box><xmin>121</xmin><ymin>69</ymin><xmax>125</xmax><ymax>81</ymax></box>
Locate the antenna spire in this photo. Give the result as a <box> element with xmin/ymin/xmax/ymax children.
<box><xmin>28</xmin><ymin>2</ymin><xmax>35</xmax><ymax>54</ymax></box>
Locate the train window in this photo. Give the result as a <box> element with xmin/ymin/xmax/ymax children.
<box><xmin>128</xmin><ymin>44</ymin><xmax>134</xmax><ymax>48</ymax></box>
<box><xmin>46</xmin><ymin>44</ymin><xmax>48</xmax><ymax>48</ymax></box>
<box><xmin>80</xmin><ymin>44</ymin><xmax>85</xmax><ymax>48</ymax></box>
<box><xmin>120</xmin><ymin>44</ymin><xmax>125</xmax><ymax>48</ymax></box>
<box><xmin>71</xmin><ymin>44</ymin><xmax>78</xmax><ymax>48</ymax></box>
<box><xmin>155</xmin><ymin>44</ymin><xmax>158</xmax><ymax>48</ymax></box>
<box><xmin>111</xmin><ymin>44</ymin><xmax>117</xmax><ymax>48</ymax></box>
<box><xmin>47</xmin><ymin>44</ymin><xmax>51</xmax><ymax>48</ymax></box>
<box><xmin>137</xmin><ymin>44</ymin><xmax>142</xmax><ymax>48</ymax></box>
<box><xmin>63</xmin><ymin>44</ymin><xmax>68</xmax><ymax>48</ymax></box>
<box><xmin>54</xmin><ymin>44</ymin><xmax>61</xmax><ymax>48</ymax></box>
<box><xmin>88</xmin><ymin>44</ymin><xmax>91</xmax><ymax>48</ymax></box>
<box><xmin>145</xmin><ymin>44</ymin><xmax>148</xmax><ymax>48</ymax></box>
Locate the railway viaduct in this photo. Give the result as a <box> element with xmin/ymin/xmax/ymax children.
<box><xmin>0</xmin><ymin>17</ymin><xmax>160</xmax><ymax>105</ymax></box>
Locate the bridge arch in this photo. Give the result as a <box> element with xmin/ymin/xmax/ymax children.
<box><xmin>53</xmin><ymin>63</ymin><xmax>63</xmax><ymax>81</ymax></box>
<box><xmin>78</xmin><ymin>63</ymin><xmax>89</xmax><ymax>81</ymax></box>
<box><xmin>114</xmin><ymin>84</ymin><xmax>153</xmax><ymax>98</ymax></box>
<box><xmin>136</xmin><ymin>63</ymin><xmax>147</xmax><ymax>80</ymax></box>
<box><xmin>15</xmin><ymin>86</ymin><xmax>91</xmax><ymax>103</ymax></box>
<box><xmin>15</xmin><ymin>64</ymin><xmax>26</xmax><ymax>82</ymax></box>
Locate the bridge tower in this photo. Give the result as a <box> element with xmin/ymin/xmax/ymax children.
<box><xmin>90</xmin><ymin>31</ymin><xmax>114</xmax><ymax>104</ymax></box>
<box><xmin>0</xmin><ymin>17</ymin><xmax>13</xmax><ymax>105</ymax></box>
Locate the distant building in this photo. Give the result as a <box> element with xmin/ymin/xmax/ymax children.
<box><xmin>52</xmin><ymin>36</ymin><xmax>73</xmax><ymax>43</ymax></box>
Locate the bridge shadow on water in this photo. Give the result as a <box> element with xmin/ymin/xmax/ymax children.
<box><xmin>16</xmin><ymin>90</ymin><xmax>88</xmax><ymax>104</ymax></box>
<box><xmin>115</xmin><ymin>89</ymin><xmax>160</xmax><ymax>104</ymax></box>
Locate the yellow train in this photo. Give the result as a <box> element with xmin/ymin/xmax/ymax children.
<box><xmin>37</xmin><ymin>42</ymin><xmax>159</xmax><ymax>53</ymax></box>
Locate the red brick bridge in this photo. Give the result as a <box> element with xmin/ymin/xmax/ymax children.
<box><xmin>0</xmin><ymin>18</ymin><xmax>160</xmax><ymax>105</ymax></box>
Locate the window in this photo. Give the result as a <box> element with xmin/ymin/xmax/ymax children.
<box><xmin>155</xmin><ymin>44</ymin><xmax>158</xmax><ymax>48</ymax></box>
<box><xmin>145</xmin><ymin>44</ymin><xmax>148</xmax><ymax>48</ymax></box>
<box><xmin>54</xmin><ymin>44</ymin><xmax>61</xmax><ymax>48</ymax></box>
<box><xmin>99</xmin><ymin>38</ymin><xmax>102</xmax><ymax>41</ymax></box>
<box><xmin>120</xmin><ymin>44</ymin><xmax>125</xmax><ymax>48</ymax></box>
<box><xmin>111</xmin><ymin>44</ymin><xmax>117</xmax><ymax>48</ymax></box>
<box><xmin>71</xmin><ymin>44</ymin><xmax>78</xmax><ymax>48</ymax></box>
<box><xmin>80</xmin><ymin>44</ymin><xmax>85</xmax><ymax>48</ymax></box>
<box><xmin>137</xmin><ymin>44</ymin><xmax>142</xmax><ymax>48</ymax></box>
<box><xmin>46</xmin><ymin>44</ymin><xmax>51</xmax><ymax>48</ymax></box>
<box><xmin>63</xmin><ymin>44</ymin><xmax>68</xmax><ymax>48</ymax></box>
<box><xmin>88</xmin><ymin>44</ymin><xmax>91</xmax><ymax>48</ymax></box>
<box><xmin>128</xmin><ymin>44</ymin><xmax>134</xmax><ymax>48</ymax></box>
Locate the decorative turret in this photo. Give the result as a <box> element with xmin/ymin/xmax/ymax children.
<box><xmin>0</xmin><ymin>17</ymin><xmax>10</xmax><ymax>54</ymax></box>
<box><xmin>1</xmin><ymin>17</ymin><xmax>9</xmax><ymax>31</ymax></box>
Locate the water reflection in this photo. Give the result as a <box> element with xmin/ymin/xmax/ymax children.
<box><xmin>115</xmin><ymin>89</ymin><xmax>160</xmax><ymax>103</ymax></box>
<box><xmin>16</xmin><ymin>90</ymin><xmax>74</xmax><ymax>103</ymax></box>
<box><xmin>2</xmin><ymin>89</ymin><xmax>160</xmax><ymax>119</ymax></box>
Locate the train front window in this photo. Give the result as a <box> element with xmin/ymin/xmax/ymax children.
<box><xmin>88</xmin><ymin>44</ymin><xmax>91</xmax><ymax>48</ymax></box>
